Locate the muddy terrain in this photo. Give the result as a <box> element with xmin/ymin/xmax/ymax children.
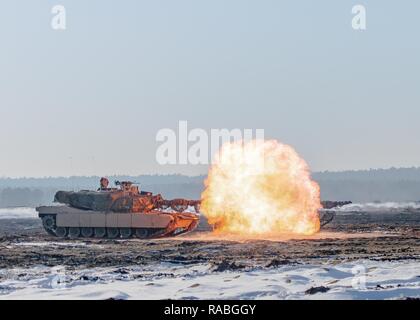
<box><xmin>0</xmin><ymin>212</ymin><xmax>419</xmax><ymax>271</ymax></box>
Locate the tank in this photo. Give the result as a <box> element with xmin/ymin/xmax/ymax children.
<box><xmin>319</xmin><ymin>201</ymin><xmax>352</xmax><ymax>227</ymax></box>
<box><xmin>37</xmin><ymin>180</ymin><xmax>200</xmax><ymax>239</ymax></box>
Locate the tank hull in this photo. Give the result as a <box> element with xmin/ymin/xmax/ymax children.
<box><xmin>37</xmin><ymin>206</ymin><xmax>199</xmax><ymax>239</ymax></box>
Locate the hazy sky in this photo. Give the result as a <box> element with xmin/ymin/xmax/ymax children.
<box><xmin>1</xmin><ymin>1</ymin><xmax>419</xmax><ymax>177</ymax></box>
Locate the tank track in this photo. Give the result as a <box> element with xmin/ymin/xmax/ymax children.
<box><xmin>40</xmin><ymin>214</ymin><xmax>198</xmax><ymax>239</ymax></box>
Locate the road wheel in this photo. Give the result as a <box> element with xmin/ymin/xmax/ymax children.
<box><xmin>149</xmin><ymin>228</ymin><xmax>165</xmax><ymax>238</ymax></box>
<box><xmin>120</xmin><ymin>228</ymin><xmax>132</xmax><ymax>239</ymax></box>
<box><xmin>81</xmin><ymin>227</ymin><xmax>94</xmax><ymax>238</ymax></box>
<box><xmin>55</xmin><ymin>227</ymin><xmax>68</xmax><ymax>238</ymax></box>
<box><xmin>42</xmin><ymin>215</ymin><xmax>57</xmax><ymax>236</ymax></box>
<box><xmin>135</xmin><ymin>228</ymin><xmax>149</xmax><ymax>239</ymax></box>
<box><xmin>94</xmin><ymin>227</ymin><xmax>106</xmax><ymax>238</ymax></box>
<box><xmin>107</xmin><ymin>227</ymin><xmax>120</xmax><ymax>239</ymax></box>
<box><xmin>42</xmin><ymin>215</ymin><xmax>55</xmax><ymax>229</ymax></box>
<box><xmin>68</xmin><ymin>227</ymin><xmax>81</xmax><ymax>238</ymax></box>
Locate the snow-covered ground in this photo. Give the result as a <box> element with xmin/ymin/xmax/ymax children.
<box><xmin>0</xmin><ymin>204</ymin><xmax>418</xmax><ymax>300</ymax></box>
<box><xmin>334</xmin><ymin>202</ymin><xmax>420</xmax><ymax>213</ymax></box>
<box><xmin>0</xmin><ymin>207</ymin><xmax>37</xmax><ymax>219</ymax></box>
<box><xmin>0</xmin><ymin>260</ymin><xmax>419</xmax><ymax>300</ymax></box>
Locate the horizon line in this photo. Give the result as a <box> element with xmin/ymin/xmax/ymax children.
<box><xmin>1</xmin><ymin>166</ymin><xmax>420</xmax><ymax>180</ymax></box>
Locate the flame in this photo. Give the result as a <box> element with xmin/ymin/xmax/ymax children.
<box><xmin>201</xmin><ymin>140</ymin><xmax>321</xmax><ymax>236</ymax></box>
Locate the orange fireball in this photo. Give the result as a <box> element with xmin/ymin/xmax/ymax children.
<box><xmin>201</xmin><ymin>140</ymin><xmax>321</xmax><ymax>236</ymax></box>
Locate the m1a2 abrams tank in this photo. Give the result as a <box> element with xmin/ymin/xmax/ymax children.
<box><xmin>37</xmin><ymin>179</ymin><xmax>200</xmax><ymax>239</ymax></box>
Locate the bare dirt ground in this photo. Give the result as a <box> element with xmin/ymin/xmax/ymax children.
<box><xmin>0</xmin><ymin>212</ymin><xmax>419</xmax><ymax>271</ymax></box>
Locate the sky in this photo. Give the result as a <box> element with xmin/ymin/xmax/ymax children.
<box><xmin>0</xmin><ymin>1</ymin><xmax>419</xmax><ymax>177</ymax></box>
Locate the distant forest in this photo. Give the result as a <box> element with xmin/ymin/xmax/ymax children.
<box><xmin>1</xmin><ymin>168</ymin><xmax>420</xmax><ymax>207</ymax></box>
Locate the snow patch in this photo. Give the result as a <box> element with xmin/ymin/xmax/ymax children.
<box><xmin>334</xmin><ymin>202</ymin><xmax>420</xmax><ymax>213</ymax></box>
<box><xmin>0</xmin><ymin>260</ymin><xmax>419</xmax><ymax>300</ymax></box>
<box><xmin>0</xmin><ymin>207</ymin><xmax>37</xmax><ymax>219</ymax></box>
